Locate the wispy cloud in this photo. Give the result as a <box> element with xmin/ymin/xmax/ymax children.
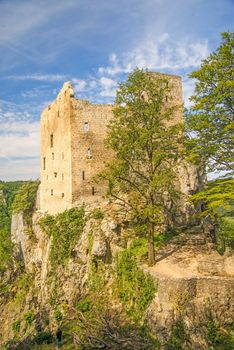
<box><xmin>6</xmin><ymin>74</ymin><xmax>68</xmax><ymax>82</ymax></box>
<box><xmin>99</xmin><ymin>77</ymin><xmax>117</xmax><ymax>97</ymax></box>
<box><xmin>98</xmin><ymin>34</ymin><xmax>209</xmax><ymax>76</ymax></box>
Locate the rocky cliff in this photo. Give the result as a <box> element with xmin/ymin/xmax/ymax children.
<box><xmin>0</xmin><ymin>199</ymin><xmax>234</xmax><ymax>349</ymax></box>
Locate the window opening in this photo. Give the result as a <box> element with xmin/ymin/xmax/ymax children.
<box><xmin>92</xmin><ymin>186</ymin><xmax>95</xmax><ymax>196</ymax></box>
<box><xmin>82</xmin><ymin>171</ymin><xmax>85</xmax><ymax>180</ymax></box>
<box><xmin>43</xmin><ymin>157</ymin><xmax>46</xmax><ymax>170</ymax></box>
<box><xmin>62</xmin><ymin>173</ymin><xmax>64</xmax><ymax>180</ymax></box>
<box><xmin>87</xmin><ymin>148</ymin><xmax>92</xmax><ymax>158</ymax></box>
<box><xmin>52</xmin><ymin>153</ymin><xmax>54</xmax><ymax>160</ymax></box>
<box><xmin>51</xmin><ymin>189</ymin><xmax>53</xmax><ymax>196</ymax></box>
<box><xmin>61</xmin><ymin>193</ymin><xmax>64</xmax><ymax>198</ymax></box>
<box><xmin>54</xmin><ymin>172</ymin><xmax>57</xmax><ymax>178</ymax></box>
<box><xmin>50</xmin><ymin>134</ymin><xmax>53</xmax><ymax>148</ymax></box>
<box><xmin>83</xmin><ymin>122</ymin><xmax>89</xmax><ymax>132</ymax></box>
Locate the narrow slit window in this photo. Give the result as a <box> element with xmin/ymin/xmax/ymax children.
<box><xmin>83</xmin><ymin>122</ymin><xmax>89</xmax><ymax>132</ymax></box>
<box><xmin>82</xmin><ymin>171</ymin><xmax>85</xmax><ymax>180</ymax></box>
<box><xmin>165</xmin><ymin>95</ymin><xmax>168</xmax><ymax>102</ymax></box>
<box><xmin>43</xmin><ymin>157</ymin><xmax>46</xmax><ymax>170</ymax></box>
<box><xmin>50</xmin><ymin>134</ymin><xmax>53</xmax><ymax>148</ymax></box>
<box><xmin>92</xmin><ymin>186</ymin><xmax>95</xmax><ymax>196</ymax></box>
<box><xmin>61</xmin><ymin>193</ymin><xmax>64</xmax><ymax>198</ymax></box>
<box><xmin>62</xmin><ymin>173</ymin><xmax>64</xmax><ymax>180</ymax></box>
<box><xmin>51</xmin><ymin>189</ymin><xmax>53</xmax><ymax>196</ymax></box>
<box><xmin>87</xmin><ymin>148</ymin><xmax>92</xmax><ymax>158</ymax></box>
<box><xmin>54</xmin><ymin>172</ymin><xmax>57</xmax><ymax>178</ymax></box>
<box><xmin>52</xmin><ymin>153</ymin><xmax>54</xmax><ymax>160</ymax></box>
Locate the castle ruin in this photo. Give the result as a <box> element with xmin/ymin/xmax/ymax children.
<box><xmin>39</xmin><ymin>73</ymin><xmax>198</xmax><ymax>215</ymax></box>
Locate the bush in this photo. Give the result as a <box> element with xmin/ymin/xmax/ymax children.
<box><xmin>12</xmin><ymin>181</ymin><xmax>39</xmax><ymax>214</ymax></box>
<box><xmin>92</xmin><ymin>208</ymin><xmax>104</xmax><ymax>220</ymax></box>
<box><xmin>12</xmin><ymin>320</ymin><xmax>20</xmax><ymax>333</ymax></box>
<box><xmin>0</xmin><ymin>181</ymin><xmax>24</xmax><ymax>272</ymax></box>
<box><xmin>115</xmin><ymin>238</ymin><xmax>156</xmax><ymax>322</ymax></box>
<box><xmin>39</xmin><ymin>207</ymin><xmax>85</xmax><ymax>268</ymax></box>
<box><xmin>35</xmin><ymin>331</ymin><xmax>54</xmax><ymax>344</ymax></box>
<box><xmin>23</xmin><ymin>311</ymin><xmax>35</xmax><ymax>325</ymax></box>
<box><xmin>165</xmin><ymin>320</ymin><xmax>186</xmax><ymax>350</ymax></box>
<box><xmin>54</xmin><ymin>309</ymin><xmax>63</xmax><ymax>323</ymax></box>
<box><xmin>217</xmin><ymin>217</ymin><xmax>234</xmax><ymax>253</ymax></box>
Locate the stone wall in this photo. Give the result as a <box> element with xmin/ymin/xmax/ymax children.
<box><xmin>70</xmin><ymin>99</ymin><xmax>113</xmax><ymax>204</ymax></box>
<box><xmin>39</xmin><ymin>83</ymin><xmax>74</xmax><ymax>214</ymax></box>
<box><xmin>39</xmin><ymin>73</ymin><xmax>189</xmax><ymax>214</ymax></box>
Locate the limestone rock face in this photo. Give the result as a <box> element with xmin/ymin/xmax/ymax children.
<box><xmin>145</xmin><ymin>238</ymin><xmax>234</xmax><ymax>349</ymax></box>
<box><xmin>2</xmin><ymin>203</ymin><xmax>234</xmax><ymax>349</ymax></box>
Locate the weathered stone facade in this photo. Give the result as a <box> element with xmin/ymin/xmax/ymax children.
<box><xmin>39</xmin><ymin>73</ymin><xmax>187</xmax><ymax>214</ymax></box>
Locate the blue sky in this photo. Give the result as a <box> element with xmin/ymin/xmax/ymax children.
<box><xmin>0</xmin><ymin>0</ymin><xmax>233</xmax><ymax>180</ymax></box>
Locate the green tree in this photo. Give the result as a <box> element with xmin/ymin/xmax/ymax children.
<box><xmin>99</xmin><ymin>69</ymin><xmax>183</xmax><ymax>265</ymax></box>
<box><xmin>186</xmin><ymin>32</ymin><xmax>234</xmax><ymax>174</ymax></box>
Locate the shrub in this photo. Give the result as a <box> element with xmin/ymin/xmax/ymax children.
<box><xmin>35</xmin><ymin>331</ymin><xmax>54</xmax><ymax>344</ymax></box>
<box><xmin>92</xmin><ymin>208</ymin><xmax>104</xmax><ymax>220</ymax></box>
<box><xmin>12</xmin><ymin>181</ymin><xmax>39</xmax><ymax>215</ymax></box>
<box><xmin>54</xmin><ymin>309</ymin><xmax>63</xmax><ymax>323</ymax></box>
<box><xmin>39</xmin><ymin>207</ymin><xmax>85</xmax><ymax>268</ymax></box>
<box><xmin>115</xmin><ymin>238</ymin><xmax>156</xmax><ymax>322</ymax></box>
<box><xmin>217</xmin><ymin>217</ymin><xmax>234</xmax><ymax>253</ymax></box>
<box><xmin>23</xmin><ymin>311</ymin><xmax>35</xmax><ymax>325</ymax></box>
<box><xmin>12</xmin><ymin>320</ymin><xmax>20</xmax><ymax>333</ymax></box>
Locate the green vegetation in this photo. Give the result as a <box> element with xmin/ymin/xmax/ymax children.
<box><xmin>99</xmin><ymin>68</ymin><xmax>183</xmax><ymax>265</ymax></box>
<box><xmin>192</xmin><ymin>178</ymin><xmax>234</xmax><ymax>217</ymax></box>
<box><xmin>186</xmin><ymin>32</ymin><xmax>234</xmax><ymax>174</ymax></box>
<box><xmin>39</xmin><ymin>207</ymin><xmax>85</xmax><ymax>268</ymax></box>
<box><xmin>23</xmin><ymin>311</ymin><xmax>36</xmax><ymax>326</ymax></box>
<box><xmin>217</xmin><ymin>217</ymin><xmax>234</xmax><ymax>253</ymax></box>
<box><xmin>0</xmin><ymin>181</ymin><xmax>25</xmax><ymax>272</ymax></box>
<box><xmin>207</xmin><ymin>319</ymin><xmax>234</xmax><ymax>350</ymax></box>
<box><xmin>12</xmin><ymin>320</ymin><xmax>21</xmax><ymax>333</ymax></box>
<box><xmin>91</xmin><ymin>207</ymin><xmax>104</xmax><ymax>220</ymax></box>
<box><xmin>115</xmin><ymin>238</ymin><xmax>156</xmax><ymax>322</ymax></box>
<box><xmin>165</xmin><ymin>320</ymin><xmax>186</xmax><ymax>350</ymax></box>
<box><xmin>11</xmin><ymin>181</ymin><xmax>39</xmax><ymax>214</ymax></box>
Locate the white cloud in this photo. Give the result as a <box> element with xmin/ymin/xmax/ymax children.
<box><xmin>0</xmin><ymin>158</ymin><xmax>39</xmax><ymax>181</ymax></box>
<box><xmin>98</xmin><ymin>34</ymin><xmax>209</xmax><ymax>76</ymax></box>
<box><xmin>182</xmin><ymin>78</ymin><xmax>196</xmax><ymax>107</ymax></box>
<box><xmin>99</xmin><ymin>77</ymin><xmax>117</xmax><ymax>97</ymax></box>
<box><xmin>7</xmin><ymin>74</ymin><xmax>67</xmax><ymax>82</ymax></box>
<box><xmin>72</xmin><ymin>78</ymin><xmax>87</xmax><ymax>92</ymax></box>
<box><xmin>0</xmin><ymin>121</ymin><xmax>39</xmax><ymax>159</ymax></box>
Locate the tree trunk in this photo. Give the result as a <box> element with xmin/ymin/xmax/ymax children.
<box><xmin>148</xmin><ymin>223</ymin><xmax>155</xmax><ymax>266</ymax></box>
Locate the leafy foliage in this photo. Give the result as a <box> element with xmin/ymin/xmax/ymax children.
<box><xmin>207</xmin><ymin>319</ymin><xmax>234</xmax><ymax>350</ymax></box>
<box><xmin>99</xmin><ymin>68</ymin><xmax>183</xmax><ymax>264</ymax></box>
<box><xmin>186</xmin><ymin>32</ymin><xmax>234</xmax><ymax>174</ymax></box>
<box><xmin>39</xmin><ymin>207</ymin><xmax>85</xmax><ymax>268</ymax></box>
<box><xmin>23</xmin><ymin>311</ymin><xmax>36</xmax><ymax>325</ymax></box>
<box><xmin>192</xmin><ymin>178</ymin><xmax>234</xmax><ymax>217</ymax></box>
<box><xmin>12</xmin><ymin>181</ymin><xmax>39</xmax><ymax>215</ymax></box>
<box><xmin>217</xmin><ymin>217</ymin><xmax>234</xmax><ymax>253</ymax></box>
<box><xmin>165</xmin><ymin>320</ymin><xmax>186</xmax><ymax>350</ymax></box>
<box><xmin>115</xmin><ymin>238</ymin><xmax>156</xmax><ymax>322</ymax></box>
<box><xmin>0</xmin><ymin>181</ymin><xmax>25</xmax><ymax>272</ymax></box>
<box><xmin>91</xmin><ymin>208</ymin><xmax>104</xmax><ymax>220</ymax></box>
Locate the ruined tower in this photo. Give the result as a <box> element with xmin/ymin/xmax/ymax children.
<box><xmin>39</xmin><ymin>73</ymin><xmax>188</xmax><ymax>215</ymax></box>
